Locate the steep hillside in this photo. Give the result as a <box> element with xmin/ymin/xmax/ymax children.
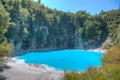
<box><xmin>0</xmin><ymin>0</ymin><xmax>120</xmax><ymax>52</ymax></box>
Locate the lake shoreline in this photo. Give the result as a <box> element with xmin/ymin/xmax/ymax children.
<box><xmin>87</xmin><ymin>48</ymin><xmax>106</xmax><ymax>53</ymax></box>
<box><xmin>1</xmin><ymin>48</ymin><xmax>105</xmax><ymax>80</ymax></box>
<box><xmin>0</xmin><ymin>58</ymin><xmax>63</xmax><ymax>80</ymax></box>
<box><xmin>11</xmin><ymin>47</ymin><xmax>105</xmax><ymax>57</ymax></box>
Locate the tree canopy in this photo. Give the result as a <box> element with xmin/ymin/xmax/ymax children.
<box><xmin>0</xmin><ymin>3</ymin><xmax>13</xmax><ymax>63</ymax></box>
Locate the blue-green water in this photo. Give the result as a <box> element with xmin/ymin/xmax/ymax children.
<box><xmin>17</xmin><ymin>50</ymin><xmax>103</xmax><ymax>71</ymax></box>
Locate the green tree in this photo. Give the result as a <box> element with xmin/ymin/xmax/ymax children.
<box><xmin>0</xmin><ymin>40</ymin><xmax>13</xmax><ymax>64</ymax></box>
<box><xmin>0</xmin><ymin>3</ymin><xmax>10</xmax><ymax>42</ymax></box>
<box><xmin>84</xmin><ymin>20</ymin><xmax>95</xmax><ymax>39</ymax></box>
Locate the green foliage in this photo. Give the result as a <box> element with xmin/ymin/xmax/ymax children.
<box><xmin>63</xmin><ymin>71</ymin><xmax>81</xmax><ymax>80</ymax></box>
<box><xmin>113</xmin><ymin>26</ymin><xmax>120</xmax><ymax>44</ymax></box>
<box><xmin>0</xmin><ymin>3</ymin><xmax>10</xmax><ymax>36</ymax></box>
<box><xmin>0</xmin><ymin>40</ymin><xmax>13</xmax><ymax>64</ymax></box>
<box><xmin>102</xmin><ymin>44</ymin><xmax>120</xmax><ymax>80</ymax></box>
<box><xmin>84</xmin><ymin>20</ymin><xmax>95</xmax><ymax>39</ymax></box>
<box><xmin>102</xmin><ymin>44</ymin><xmax>120</xmax><ymax>65</ymax></box>
<box><xmin>63</xmin><ymin>67</ymin><xmax>107</xmax><ymax>80</ymax></box>
<box><xmin>22</xmin><ymin>27</ymin><xmax>28</xmax><ymax>41</ymax></box>
<box><xmin>0</xmin><ymin>2</ymin><xmax>13</xmax><ymax>64</ymax></box>
<box><xmin>74</xmin><ymin>11</ymin><xmax>90</xmax><ymax>27</ymax></box>
<box><xmin>101</xmin><ymin>10</ymin><xmax>120</xmax><ymax>46</ymax></box>
<box><xmin>0</xmin><ymin>40</ymin><xmax>13</xmax><ymax>57</ymax></box>
<box><xmin>19</xmin><ymin>8</ymin><xmax>29</xmax><ymax>22</ymax></box>
<box><xmin>101</xmin><ymin>64</ymin><xmax>120</xmax><ymax>80</ymax></box>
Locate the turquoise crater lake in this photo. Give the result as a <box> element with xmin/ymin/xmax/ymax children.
<box><xmin>17</xmin><ymin>50</ymin><xmax>103</xmax><ymax>71</ymax></box>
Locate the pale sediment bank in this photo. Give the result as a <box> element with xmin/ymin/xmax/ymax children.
<box><xmin>88</xmin><ymin>48</ymin><xmax>106</xmax><ymax>53</ymax></box>
<box><xmin>0</xmin><ymin>58</ymin><xmax>63</xmax><ymax>80</ymax></box>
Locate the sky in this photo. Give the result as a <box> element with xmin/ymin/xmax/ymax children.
<box><xmin>35</xmin><ymin>0</ymin><xmax>120</xmax><ymax>15</ymax></box>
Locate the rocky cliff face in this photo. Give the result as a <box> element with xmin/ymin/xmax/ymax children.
<box><xmin>12</xmin><ymin>25</ymin><xmax>75</xmax><ymax>52</ymax></box>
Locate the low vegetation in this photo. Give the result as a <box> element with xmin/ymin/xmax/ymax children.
<box><xmin>0</xmin><ymin>41</ymin><xmax>13</xmax><ymax>64</ymax></box>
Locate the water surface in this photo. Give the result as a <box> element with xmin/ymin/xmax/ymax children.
<box><xmin>17</xmin><ymin>50</ymin><xmax>103</xmax><ymax>71</ymax></box>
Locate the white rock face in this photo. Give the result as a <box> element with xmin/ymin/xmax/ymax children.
<box><xmin>75</xmin><ymin>37</ymin><xmax>84</xmax><ymax>49</ymax></box>
<box><xmin>16</xmin><ymin>41</ymin><xmax>22</xmax><ymax>51</ymax></box>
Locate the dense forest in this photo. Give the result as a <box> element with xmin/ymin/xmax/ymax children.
<box><xmin>0</xmin><ymin>0</ymin><xmax>120</xmax><ymax>52</ymax></box>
